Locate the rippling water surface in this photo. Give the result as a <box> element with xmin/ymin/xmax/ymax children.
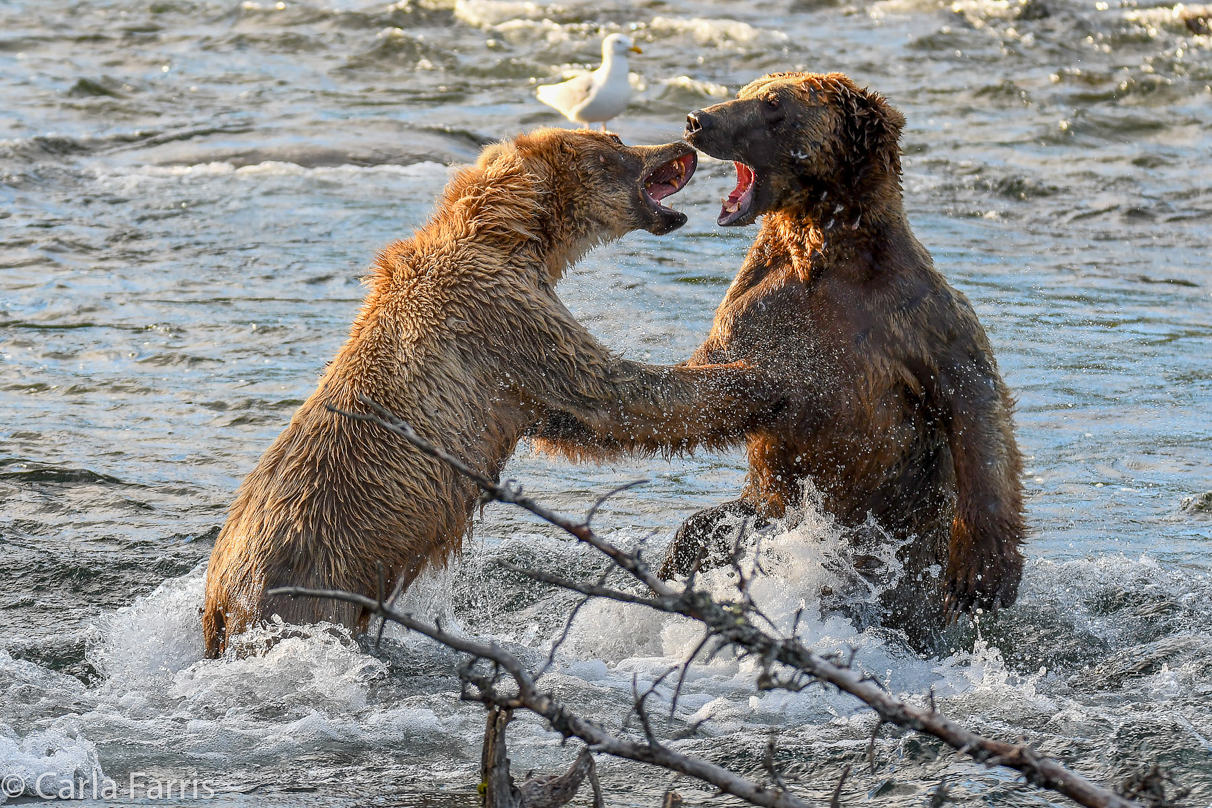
<box><xmin>2</xmin><ymin>0</ymin><xmax>1211</xmax><ymax>805</ymax></box>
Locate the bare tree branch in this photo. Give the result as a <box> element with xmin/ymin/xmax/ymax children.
<box><xmin>762</xmin><ymin>730</ymin><xmax>787</xmax><ymax>791</ymax></box>
<box><xmin>481</xmin><ymin>706</ymin><xmax>597</xmax><ymax>808</ymax></box>
<box><xmin>867</xmin><ymin>719</ymin><xmax>882</xmax><ymax>775</ymax></box>
<box><xmin>929</xmin><ymin>778</ymin><xmax>949</xmax><ymax>808</ymax></box>
<box><xmin>533</xmin><ymin>563</ymin><xmax>611</xmax><ymax>681</ymax></box>
<box><xmin>495</xmin><ymin>562</ymin><xmax>667</xmax><ymax>611</ymax></box>
<box><xmin>297</xmin><ymin>398</ymin><xmax>1151</xmax><ymax>808</ymax></box>
<box><xmin>269</xmin><ymin>584</ymin><xmax>815</xmax><ymax>808</ymax></box>
<box><xmin>585</xmin><ymin>480</ymin><xmax>649</xmax><ymax>526</ymax></box>
<box><xmin>668</xmin><ymin>629</ymin><xmax>714</xmax><ymax>724</ymax></box>
<box><xmin>830</xmin><ymin>763</ymin><xmax>852</xmax><ymax>808</ymax></box>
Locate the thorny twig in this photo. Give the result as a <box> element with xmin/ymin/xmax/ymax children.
<box><xmin>290</xmin><ymin>399</ymin><xmax>1154</xmax><ymax>808</ymax></box>
<box><xmin>929</xmin><ymin>779</ymin><xmax>949</xmax><ymax>808</ymax></box>
<box><xmin>585</xmin><ymin>480</ymin><xmax>649</xmax><ymax>527</ymax></box>
<box><xmin>830</xmin><ymin>763</ymin><xmax>852</xmax><ymax>808</ymax></box>
<box><xmin>762</xmin><ymin>730</ymin><xmax>787</xmax><ymax>791</ymax></box>
<box><xmin>531</xmin><ymin>562</ymin><xmax>613</xmax><ymax>681</ymax></box>
<box><xmin>668</xmin><ymin>629</ymin><xmax>714</xmax><ymax>725</ymax></box>
<box><xmin>867</xmin><ymin>719</ymin><xmax>882</xmax><ymax>775</ymax></box>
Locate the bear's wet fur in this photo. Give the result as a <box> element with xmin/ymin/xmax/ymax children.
<box><xmin>540</xmin><ymin>73</ymin><xmax>1026</xmax><ymax>651</ymax></box>
<box><xmin>685</xmin><ymin>72</ymin><xmax>1026</xmax><ymax>649</ymax></box>
<box><xmin>201</xmin><ymin>129</ymin><xmax>778</xmax><ymax>658</ymax></box>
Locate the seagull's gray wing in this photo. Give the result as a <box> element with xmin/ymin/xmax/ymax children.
<box><xmin>536</xmin><ymin>72</ymin><xmax>595</xmax><ymax>116</ymax></box>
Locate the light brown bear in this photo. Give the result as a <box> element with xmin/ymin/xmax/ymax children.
<box><xmin>201</xmin><ymin>129</ymin><xmax>779</xmax><ymax>659</ymax></box>
<box><xmin>538</xmin><ymin>74</ymin><xmax>1026</xmax><ymax>650</ymax></box>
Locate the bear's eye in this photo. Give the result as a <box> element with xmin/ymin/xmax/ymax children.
<box><xmin>763</xmin><ymin>96</ymin><xmax>785</xmax><ymax>127</ymax></box>
<box><xmin>607</xmin><ymin>133</ymin><xmax>624</xmax><ymax>145</ymax></box>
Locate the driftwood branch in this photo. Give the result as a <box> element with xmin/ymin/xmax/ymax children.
<box><xmin>292</xmin><ymin>397</ymin><xmax>1155</xmax><ymax>808</ymax></box>
<box><xmin>481</xmin><ymin>706</ymin><xmax>601</xmax><ymax>808</ymax></box>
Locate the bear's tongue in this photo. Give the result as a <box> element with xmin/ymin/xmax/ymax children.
<box><xmin>720</xmin><ymin>162</ymin><xmax>756</xmax><ymax>223</ymax></box>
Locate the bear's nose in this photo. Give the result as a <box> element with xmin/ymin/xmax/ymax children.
<box><xmin>685</xmin><ymin>110</ymin><xmax>711</xmax><ymax>135</ymax></box>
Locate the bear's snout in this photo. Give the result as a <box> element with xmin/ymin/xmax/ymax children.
<box><xmin>685</xmin><ymin>110</ymin><xmax>711</xmax><ymax>136</ymax></box>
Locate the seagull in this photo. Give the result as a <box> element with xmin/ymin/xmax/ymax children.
<box><xmin>535</xmin><ymin>34</ymin><xmax>641</xmax><ymax>131</ymax></box>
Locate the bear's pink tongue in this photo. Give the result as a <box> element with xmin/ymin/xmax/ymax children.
<box><xmin>721</xmin><ymin>162</ymin><xmax>755</xmax><ymax>217</ymax></box>
<box><xmin>643</xmin><ymin>153</ymin><xmax>696</xmax><ymax>205</ymax></box>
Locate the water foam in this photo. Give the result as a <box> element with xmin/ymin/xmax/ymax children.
<box><xmin>4</xmin><ymin>509</ymin><xmax>1207</xmax><ymax>794</ymax></box>
<box><xmin>0</xmin><ymin>652</ymin><xmax>102</xmax><ymax>802</ymax></box>
<box><xmin>659</xmin><ymin>76</ymin><xmax>730</xmax><ymax>100</ymax></box>
<box><xmin>646</xmin><ymin>16</ymin><xmax>786</xmax><ymax>48</ymax></box>
<box><xmin>98</xmin><ymin>161</ymin><xmax>449</xmax><ymax>183</ymax></box>
<box><xmin>454</xmin><ymin>0</ymin><xmax>553</xmax><ymax>28</ymax></box>
<box><xmin>542</xmin><ymin>495</ymin><xmax>995</xmax><ymax>736</ymax></box>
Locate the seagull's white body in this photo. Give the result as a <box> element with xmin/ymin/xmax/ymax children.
<box><xmin>536</xmin><ymin>34</ymin><xmax>639</xmax><ymax>130</ymax></box>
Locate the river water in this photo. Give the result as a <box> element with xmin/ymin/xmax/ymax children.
<box><xmin>1</xmin><ymin>0</ymin><xmax>1210</xmax><ymax>805</ymax></box>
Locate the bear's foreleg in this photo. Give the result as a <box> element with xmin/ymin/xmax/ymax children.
<box><xmin>929</xmin><ymin>335</ymin><xmax>1026</xmax><ymax>619</ymax></box>
<box><xmin>531</xmin><ymin>359</ymin><xmax>783</xmax><ymax>460</ymax></box>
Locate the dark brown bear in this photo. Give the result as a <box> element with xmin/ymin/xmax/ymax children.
<box><xmin>539</xmin><ymin>72</ymin><xmax>1026</xmax><ymax>649</ymax></box>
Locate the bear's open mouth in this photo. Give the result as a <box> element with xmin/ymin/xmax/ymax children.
<box><xmin>719</xmin><ymin>161</ymin><xmax>756</xmax><ymax>226</ymax></box>
<box><xmin>642</xmin><ymin>152</ymin><xmax>697</xmax><ymax>212</ymax></box>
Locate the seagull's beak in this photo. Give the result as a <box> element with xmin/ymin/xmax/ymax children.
<box><xmin>629</xmin><ymin>45</ymin><xmax>642</xmax><ymax>53</ymax></box>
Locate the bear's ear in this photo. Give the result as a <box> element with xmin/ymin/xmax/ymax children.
<box><xmin>476</xmin><ymin>142</ymin><xmax>511</xmax><ymax>168</ymax></box>
<box><xmin>828</xmin><ymin>76</ymin><xmax>905</xmax><ymax>181</ymax></box>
